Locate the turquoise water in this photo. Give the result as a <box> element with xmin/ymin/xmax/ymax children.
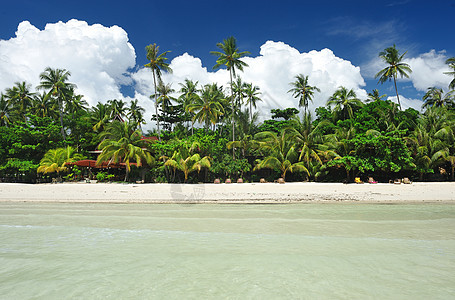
<box><xmin>0</xmin><ymin>203</ymin><xmax>454</xmax><ymax>299</ymax></box>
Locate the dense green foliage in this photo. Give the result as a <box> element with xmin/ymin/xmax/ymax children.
<box><xmin>1</xmin><ymin>46</ymin><xmax>455</xmax><ymax>183</ymax></box>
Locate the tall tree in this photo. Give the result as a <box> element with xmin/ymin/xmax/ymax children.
<box><xmin>288</xmin><ymin>74</ymin><xmax>320</xmax><ymax>115</ymax></box>
<box><xmin>0</xmin><ymin>93</ymin><xmax>11</xmax><ymax>127</ymax></box>
<box><xmin>90</xmin><ymin>102</ymin><xmax>111</xmax><ymax>132</ymax></box>
<box><xmin>444</xmin><ymin>57</ymin><xmax>455</xmax><ymax>90</ymax></box>
<box><xmin>286</xmin><ymin>113</ymin><xmax>324</xmax><ymax>180</ymax></box>
<box><xmin>178</xmin><ymin>79</ymin><xmax>200</xmax><ymax>134</ymax></box>
<box><xmin>37</xmin><ymin>67</ymin><xmax>76</xmax><ymax>139</ymax></box>
<box><xmin>232</xmin><ymin>77</ymin><xmax>247</xmax><ymax>110</ymax></box>
<box><xmin>422</xmin><ymin>87</ymin><xmax>454</xmax><ymax>109</ymax></box>
<box><xmin>31</xmin><ymin>92</ymin><xmax>57</xmax><ymax>119</ymax></box>
<box><xmin>375</xmin><ymin>45</ymin><xmax>412</xmax><ymax>110</ymax></box>
<box><xmin>327</xmin><ymin>87</ymin><xmax>363</xmax><ymax>120</ymax></box>
<box><xmin>244</xmin><ymin>83</ymin><xmax>262</xmax><ymax>122</ymax></box>
<box><xmin>187</xmin><ymin>83</ymin><xmax>225</xmax><ymax>130</ymax></box>
<box><xmin>5</xmin><ymin>81</ymin><xmax>35</xmax><ymax>123</ymax></box>
<box><xmin>211</xmin><ymin>36</ymin><xmax>250</xmax><ymax>157</ymax></box>
<box><xmin>151</xmin><ymin>81</ymin><xmax>176</xmax><ymax>131</ymax></box>
<box><xmin>66</xmin><ymin>88</ymin><xmax>88</xmax><ymax>119</ymax></box>
<box><xmin>107</xmin><ymin>99</ymin><xmax>128</xmax><ymax>121</ymax></box>
<box><xmin>144</xmin><ymin>44</ymin><xmax>172</xmax><ymax>140</ymax></box>
<box><xmin>127</xmin><ymin>99</ymin><xmax>145</xmax><ymax>129</ymax></box>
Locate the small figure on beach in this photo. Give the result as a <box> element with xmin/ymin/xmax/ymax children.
<box><xmin>368</xmin><ymin>177</ymin><xmax>378</xmax><ymax>184</ymax></box>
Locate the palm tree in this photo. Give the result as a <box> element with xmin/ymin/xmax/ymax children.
<box><xmin>323</xmin><ymin>126</ymin><xmax>356</xmax><ymax>181</ymax></box>
<box><xmin>127</xmin><ymin>99</ymin><xmax>145</xmax><ymax>128</ymax></box>
<box><xmin>407</xmin><ymin>124</ymin><xmax>436</xmax><ymax>180</ymax></box>
<box><xmin>164</xmin><ymin>142</ymin><xmax>211</xmax><ymax>182</ymax></box>
<box><xmin>97</xmin><ymin>121</ymin><xmax>154</xmax><ymax>181</ymax></box>
<box><xmin>31</xmin><ymin>92</ymin><xmax>58</xmax><ymax>119</ymax></box>
<box><xmin>144</xmin><ymin>44</ymin><xmax>172</xmax><ymax>141</ymax></box>
<box><xmin>5</xmin><ymin>81</ymin><xmax>35</xmax><ymax>123</ymax></box>
<box><xmin>327</xmin><ymin>87</ymin><xmax>363</xmax><ymax>120</ymax></box>
<box><xmin>151</xmin><ymin>81</ymin><xmax>176</xmax><ymax>131</ymax></box>
<box><xmin>178</xmin><ymin>79</ymin><xmax>200</xmax><ymax>134</ymax></box>
<box><xmin>445</xmin><ymin>57</ymin><xmax>455</xmax><ymax>90</ymax></box>
<box><xmin>406</xmin><ymin>106</ymin><xmax>455</xmax><ymax>180</ymax></box>
<box><xmin>288</xmin><ymin>74</ymin><xmax>320</xmax><ymax>115</ymax></box>
<box><xmin>107</xmin><ymin>99</ymin><xmax>128</xmax><ymax>121</ymax></box>
<box><xmin>422</xmin><ymin>87</ymin><xmax>454</xmax><ymax>109</ymax></box>
<box><xmin>211</xmin><ymin>36</ymin><xmax>250</xmax><ymax>156</ymax></box>
<box><xmin>367</xmin><ymin>89</ymin><xmax>387</xmax><ymax>102</ymax></box>
<box><xmin>232</xmin><ymin>77</ymin><xmax>247</xmax><ymax>110</ymax></box>
<box><xmin>254</xmin><ymin>130</ymin><xmax>309</xmax><ymax>180</ymax></box>
<box><xmin>186</xmin><ymin>84</ymin><xmax>224</xmax><ymax>130</ymax></box>
<box><xmin>227</xmin><ymin>134</ymin><xmax>260</xmax><ymax>158</ymax></box>
<box><xmin>66</xmin><ymin>89</ymin><xmax>88</xmax><ymax>119</ymax></box>
<box><xmin>90</xmin><ymin>102</ymin><xmax>111</xmax><ymax>132</ymax></box>
<box><xmin>375</xmin><ymin>45</ymin><xmax>412</xmax><ymax>110</ymax></box>
<box><xmin>234</xmin><ymin>108</ymin><xmax>258</xmax><ymax>140</ymax></box>
<box><xmin>286</xmin><ymin>113</ymin><xmax>325</xmax><ymax>180</ymax></box>
<box><xmin>37</xmin><ymin>67</ymin><xmax>77</xmax><ymax>139</ymax></box>
<box><xmin>244</xmin><ymin>83</ymin><xmax>262</xmax><ymax>121</ymax></box>
<box><xmin>37</xmin><ymin>146</ymin><xmax>84</xmax><ymax>180</ymax></box>
<box><xmin>0</xmin><ymin>94</ymin><xmax>11</xmax><ymax>126</ymax></box>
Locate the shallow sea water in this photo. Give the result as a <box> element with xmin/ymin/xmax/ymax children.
<box><xmin>0</xmin><ymin>202</ymin><xmax>454</xmax><ymax>299</ymax></box>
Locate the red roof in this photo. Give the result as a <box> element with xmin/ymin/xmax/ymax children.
<box><xmin>66</xmin><ymin>160</ymin><xmax>137</xmax><ymax>168</ymax></box>
<box><xmin>141</xmin><ymin>136</ymin><xmax>158</xmax><ymax>141</ymax></box>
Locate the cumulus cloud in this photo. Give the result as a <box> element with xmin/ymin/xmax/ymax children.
<box><xmin>0</xmin><ymin>19</ymin><xmax>136</xmax><ymax>106</ymax></box>
<box><xmin>240</xmin><ymin>41</ymin><xmax>367</xmax><ymax>115</ymax></box>
<box><xmin>136</xmin><ymin>41</ymin><xmax>367</xmax><ymax>127</ymax></box>
<box><xmin>1</xmin><ymin>20</ymin><xmax>369</xmax><ymax>131</ymax></box>
<box><xmin>388</xmin><ymin>95</ymin><xmax>423</xmax><ymax>112</ymax></box>
<box><xmin>405</xmin><ymin>50</ymin><xmax>452</xmax><ymax>91</ymax></box>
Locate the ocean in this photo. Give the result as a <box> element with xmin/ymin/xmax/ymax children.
<box><xmin>1</xmin><ymin>202</ymin><xmax>454</xmax><ymax>299</ymax></box>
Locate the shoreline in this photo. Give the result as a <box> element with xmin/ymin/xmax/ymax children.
<box><xmin>1</xmin><ymin>182</ymin><xmax>455</xmax><ymax>204</ymax></box>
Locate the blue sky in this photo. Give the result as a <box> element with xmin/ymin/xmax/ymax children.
<box><xmin>0</xmin><ymin>0</ymin><xmax>454</xmax><ymax>126</ymax></box>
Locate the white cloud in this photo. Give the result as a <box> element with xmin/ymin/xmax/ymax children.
<box><xmin>1</xmin><ymin>20</ymin><xmax>369</xmax><ymax>131</ymax></box>
<box><xmin>405</xmin><ymin>50</ymin><xmax>451</xmax><ymax>91</ymax></box>
<box><xmin>241</xmin><ymin>42</ymin><xmax>367</xmax><ymax>117</ymax></box>
<box><xmin>0</xmin><ymin>19</ymin><xmax>136</xmax><ymax>106</ymax></box>
<box><xmin>138</xmin><ymin>41</ymin><xmax>367</xmax><ymax>127</ymax></box>
<box><xmin>388</xmin><ymin>95</ymin><xmax>423</xmax><ymax>112</ymax></box>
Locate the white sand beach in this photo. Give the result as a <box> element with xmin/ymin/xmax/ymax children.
<box><xmin>1</xmin><ymin>182</ymin><xmax>455</xmax><ymax>204</ymax></box>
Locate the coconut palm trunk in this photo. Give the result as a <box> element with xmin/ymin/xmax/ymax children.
<box><xmin>152</xmin><ymin>71</ymin><xmax>161</xmax><ymax>141</ymax></box>
<box><xmin>249</xmin><ymin>101</ymin><xmax>253</xmax><ymax>122</ymax></box>
<box><xmin>125</xmin><ymin>166</ymin><xmax>130</xmax><ymax>182</ymax></box>
<box><xmin>393</xmin><ymin>73</ymin><xmax>402</xmax><ymax>111</ymax></box>
<box><xmin>230</xmin><ymin>69</ymin><xmax>235</xmax><ymax>159</ymax></box>
<box><xmin>57</xmin><ymin>96</ymin><xmax>66</xmax><ymax>139</ymax></box>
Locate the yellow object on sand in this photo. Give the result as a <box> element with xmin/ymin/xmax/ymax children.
<box><xmin>355</xmin><ymin>177</ymin><xmax>363</xmax><ymax>184</ymax></box>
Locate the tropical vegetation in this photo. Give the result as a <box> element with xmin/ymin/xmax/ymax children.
<box><xmin>1</xmin><ymin>43</ymin><xmax>454</xmax><ymax>184</ymax></box>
